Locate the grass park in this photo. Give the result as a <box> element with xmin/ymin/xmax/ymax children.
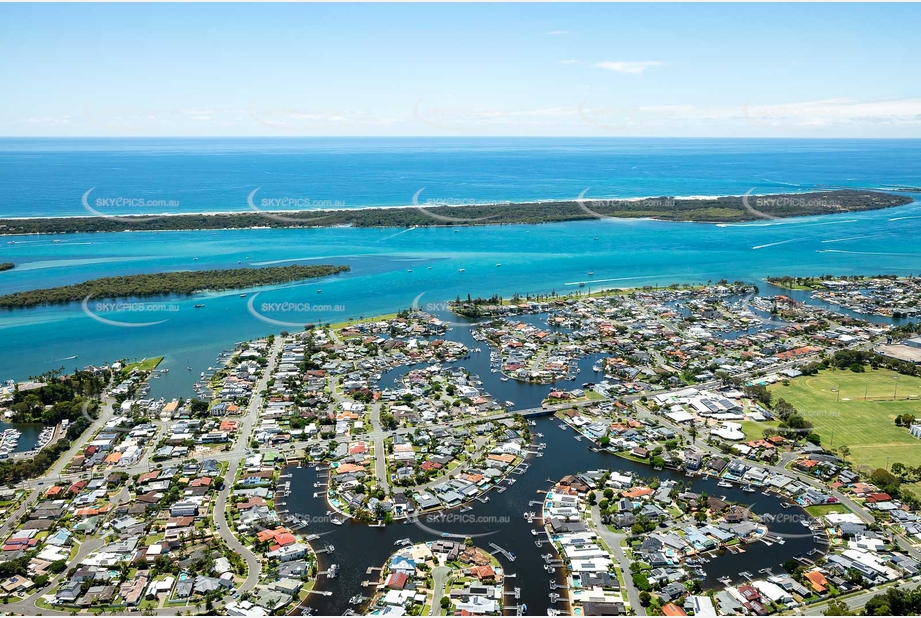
<box><xmin>766</xmin><ymin>367</ymin><xmax>921</xmax><ymax>472</ymax></box>
<box><xmin>123</xmin><ymin>356</ymin><xmax>164</xmax><ymax>372</ymax></box>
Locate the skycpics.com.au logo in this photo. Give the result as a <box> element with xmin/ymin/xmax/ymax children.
<box><xmin>411</xmin><ymin>188</ymin><xmax>502</xmax><ymax>224</ymax></box>
<box><xmin>246</xmin><ymin>188</ymin><xmax>342</xmax><ymax>224</ymax></box>
<box><xmin>736</xmin><ymin>499</ymin><xmax>832</xmax><ymax>542</ymax></box>
<box><xmin>740</xmin><ymin>189</ymin><xmax>843</xmax><ymax>221</ymax></box>
<box><xmin>407</xmin><ymin>512</ymin><xmax>510</xmax><ymax>539</ymax></box>
<box><xmin>81</xmin><ymin>188</ymin><xmax>180</xmax><ymax>223</ymax></box>
<box><xmin>81</xmin><ymin>295</ymin><xmax>177</xmax><ymax>328</ymax></box>
<box><xmin>411</xmin><ymin>292</ymin><xmax>492</xmax><ymax>329</ymax></box>
<box><xmin>246</xmin><ymin>293</ymin><xmax>346</xmax><ymax>328</ymax></box>
<box><xmin>575</xmin><ymin>188</ymin><xmax>676</xmax><ymax>220</ymax></box>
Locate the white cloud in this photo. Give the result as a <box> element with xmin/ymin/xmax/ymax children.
<box><xmin>561</xmin><ymin>59</ymin><xmax>578</xmax><ymax>64</ymax></box>
<box><xmin>26</xmin><ymin>115</ymin><xmax>71</xmax><ymax>124</ymax></box>
<box><xmin>744</xmin><ymin>98</ymin><xmax>921</xmax><ymax>126</ymax></box>
<box><xmin>594</xmin><ymin>61</ymin><xmax>665</xmax><ymax>75</ymax></box>
<box><xmin>580</xmin><ymin>97</ymin><xmax>921</xmax><ymax>131</ymax></box>
<box><xmin>545</xmin><ymin>30</ymin><xmax>569</xmax><ymax>35</ymax></box>
<box><xmin>634</xmin><ymin>98</ymin><xmax>921</xmax><ymax>126</ymax></box>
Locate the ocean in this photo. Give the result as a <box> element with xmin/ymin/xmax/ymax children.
<box><xmin>0</xmin><ymin>138</ymin><xmax>919</xmax><ymax>387</ymax></box>
<box><xmin>2</xmin><ymin>137</ymin><xmax>920</xmax><ymax>218</ymax></box>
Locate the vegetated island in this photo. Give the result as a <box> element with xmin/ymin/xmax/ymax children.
<box><xmin>0</xmin><ymin>189</ymin><xmax>912</xmax><ymax>235</ymax></box>
<box><xmin>0</xmin><ymin>263</ymin><xmax>14</xmax><ymax>272</ymax></box>
<box><xmin>0</xmin><ymin>264</ymin><xmax>350</xmax><ymax>309</ymax></box>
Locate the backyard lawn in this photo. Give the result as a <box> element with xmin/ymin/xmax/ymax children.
<box><xmin>768</xmin><ymin>367</ymin><xmax>921</xmax><ymax>471</ymax></box>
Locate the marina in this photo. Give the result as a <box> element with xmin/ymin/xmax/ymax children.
<box><xmin>0</xmin><ymin>423</ymin><xmax>48</xmax><ymax>458</ymax></box>
<box><xmin>0</xmin><ymin>428</ymin><xmax>22</xmax><ymax>458</ymax></box>
<box><xmin>281</xmin><ymin>415</ymin><xmax>824</xmax><ymax>616</ymax></box>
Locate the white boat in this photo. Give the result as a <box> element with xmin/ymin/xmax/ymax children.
<box><xmin>717</xmin><ymin>480</ymin><xmax>733</xmax><ymax>488</ymax></box>
<box><xmin>458</xmin><ymin>268</ymin><xmax>465</xmax><ymax>272</ymax></box>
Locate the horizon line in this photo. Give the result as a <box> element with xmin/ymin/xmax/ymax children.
<box><xmin>3</xmin><ymin>135</ymin><xmax>921</xmax><ymax>140</ymax></box>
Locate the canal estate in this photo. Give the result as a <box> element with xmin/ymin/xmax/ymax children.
<box><xmin>2</xmin><ymin>280</ymin><xmax>921</xmax><ymax>616</ymax></box>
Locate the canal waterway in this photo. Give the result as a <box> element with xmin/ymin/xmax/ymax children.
<box><xmin>282</xmin><ymin>414</ymin><xmax>822</xmax><ymax>615</ymax></box>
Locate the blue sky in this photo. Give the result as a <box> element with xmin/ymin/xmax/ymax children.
<box><xmin>2</xmin><ymin>3</ymin><xmax>920</xmax><ymax>137</ymax></box>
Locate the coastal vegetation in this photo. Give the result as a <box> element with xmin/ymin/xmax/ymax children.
<box><xmin>9</xmin><ymin>369</ymin><xmax>109</xmax><ymax>424</ymax></box>
<box><xmin>0</xmin><ymin>369</ymin><xmax>107</xmax><ymax>484</ymax></box>
<box><xmin>0</xmin><ymin>264</ymin><xmax>350</xmax><ymax>309</ymax></box>
<box><xmin>0</xmin><ymin>263</ymin><xmax>13</xmax><ymax>272</ymax></box>
<box><xmin>0</xmin><ymin>409</ymin><xmax>96</xmax><ymax>485</ymax></box>
<box><xmin>0</xmin><ymin>190</ymin><xmax>911</xmax><ymax>234</ymax></box>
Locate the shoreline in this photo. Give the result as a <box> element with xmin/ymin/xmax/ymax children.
<box><xmin>0</xmin><ymin>191</ymin><xmax>797</xmax><ymax>222</ymax></box>
<box><xmin>0</xmin><ymin>189</ymin><xmax>913</xmax><ymax>235</ymax></box>
<box><xmin>3</xmin><ymin>183</ymin><xmax>920</xmax><ymax>223</ymax></box>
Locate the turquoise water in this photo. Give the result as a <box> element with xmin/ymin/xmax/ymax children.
<box><xmin>1</xmin><ymin>137</ymin><xmax>920</xmax><ymax>389</ymax></box>
<box><xmin>2</xmin><ymin>200</ymin><xmax>921</xmax><ymax>390</ymax></box>
<box><xmin>2</xmin><ymin>138</ymin><xmax>920</xmax><ymax>218</ymax></box>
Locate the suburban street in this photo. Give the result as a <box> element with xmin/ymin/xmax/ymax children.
<box><xmin>800</xmin><ymin>580</ymin><xmax>921</xmax><ymax>616</ymax></box>
<box><xmin>428</xmin><ymin>565</ymin><xmax>451</xmax><ymax>616</ymax></box>
<box><xmin>0</xmin><ymin>324</ymin><xmax>905</xmax><ymax>616</ymax></box>
<box><xmin>211</xmin><ymin>336</ymin><xmax>286</xmax><ymax>593</ymax></box>
<box><xmin>591</xmin><ymin>504</ymin><xmax>646</xmax><ymax>616</ymax></box>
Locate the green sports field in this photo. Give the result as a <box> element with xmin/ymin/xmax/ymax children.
<box><xmin>768</xmin><ymin>368</ymin><xmax>921</xmax><ymax>471</ymax></box>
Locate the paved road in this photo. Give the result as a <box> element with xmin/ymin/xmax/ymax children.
<box><xmin>590</xmin><ymin>504</ymin><xmax>646</xmax><ymax>616</ymax></box>
<box><xmin>0</xmin><ymin>393</ymin><xmax>119</xmax><ymax>541</ymax></box>
<box><xmin>4</xmin><ymin>537</ymin><xmax>102</xmax><ymax>615</ymax></box>
<box><xmin>801</xmin><ymin>580</ymin><xmax>921</xmax><ymax>615</ymax></box>
<box><xmin>30</xmin><ymin>381</ymin><xmax>711</xmax><ymax>489</ymax></box>
<box><xmin>0</xmin><ymin>326</ymin><xmax>885</xmax><ymax>615</ymax></box>
<box><xmin>369</xmin><ymin>401</ymin><xmax>390</xmax><ymax>493</ymax></box>
<box><xmin>632</xmin><ymin>381</ymin><xmax>921</xmax><ymax>575</ymax></box>
<box><xmin>212</xmin><ymin>336</ymin><xmax>285</xmax><ymax>593</ymax></box>
<box><xmin>429</xmin><ymin>565</ymin><xmax>451</xmax><ymax>616</ymax></box>
<box><xmin>2</xmin><ymin>338</ymin><xmax>284</xmax><ymax>615</ymax></box>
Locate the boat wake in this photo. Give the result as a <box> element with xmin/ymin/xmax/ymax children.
<box><xmin>820</xmin><ymin>234</ymin><xmax>878</xmax><ymax>244</ymax></box>
<box><xmin>751</xmin><ymin>238</ymin><xmax>805</xmax><ymax>250</ymax></box>
<box><xmin>817</xmin><ymin>249</ymin><xmax>921</xmax><ymax>257</ymax></box>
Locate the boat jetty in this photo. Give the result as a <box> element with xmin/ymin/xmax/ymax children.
<box><xmin>0</xmin><ymin>428</ymin><xmax>20</xmax><ymax>458</ymax></box>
